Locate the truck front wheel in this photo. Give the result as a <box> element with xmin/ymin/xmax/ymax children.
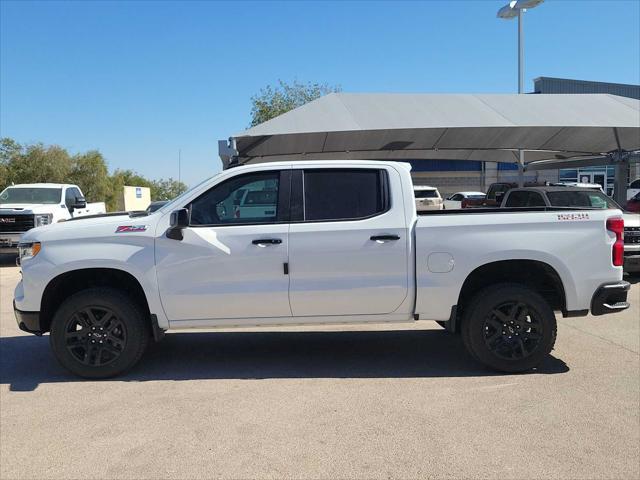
<box><xmin>50</xmin><ymin>288</ymin><xmax>149</xmax><ymax>378</ymax></box>
<box><xmin>461</xmin><ymin>284</ymin><xmax>557</xmax><ymax>373</ymax></box>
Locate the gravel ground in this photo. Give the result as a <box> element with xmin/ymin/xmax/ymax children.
<box><xmin>1</xmin><ymin>254</ymin><xmax>638</xmax><ymax>479</ymax></box>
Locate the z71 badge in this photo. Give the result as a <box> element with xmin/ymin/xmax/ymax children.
<box><xmin>115</xmin><ymin>225</ymin><xmax>147</xmax><ymax>233</ymax></box>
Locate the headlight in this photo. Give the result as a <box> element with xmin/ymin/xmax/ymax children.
<box><xmin>34</xmin><ymin>214</ymin><xmax>53</xmax><ymax>227</ymax></box>
<box><xmin>18</xmin><ymin>242</ymin><xmax>41</xmax><ymax>261</ymax></box>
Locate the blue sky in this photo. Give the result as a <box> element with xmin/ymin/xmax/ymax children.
<box><xmin>1</xmin><ymin>0</ymin><xmax>639</xmax><ymax>186</ymax></box>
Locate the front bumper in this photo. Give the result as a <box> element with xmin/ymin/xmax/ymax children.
<box><xmin>13</xmin><ymin>300</ymin><xmax>43</xmax><ymax>335</ymax></box>
<box><xmin>590</xmin><ymin>281</ymin><xmax>630</xmax><ymax>316</ymax></box>
<box><xmin>0</xmin><ymin>233</ymin><xmax>22</xmax><ymax>253</ymax></box>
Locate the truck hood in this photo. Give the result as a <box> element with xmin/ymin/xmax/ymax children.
<box><xmin>0</xmin><ymin>203</ymin><xmax>64</xmax><ymax>214</ymax></box>
<box><xmin>20</xmin><ymin>211</ymin><xmax>160</xmax><ymax>243</ymax></box>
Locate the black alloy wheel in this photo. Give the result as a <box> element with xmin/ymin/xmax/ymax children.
<box><xmin>64</xmin><ymin>306</ymin><xmax>128</xmax><ymax>367</ymax></box>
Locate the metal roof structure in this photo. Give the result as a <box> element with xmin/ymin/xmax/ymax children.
<box><xmin>220</xmin><ymin>93</ymin><xmax>640</xmax><ymax>169</ymax></box>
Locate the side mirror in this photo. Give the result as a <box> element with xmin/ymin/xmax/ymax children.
<box><xmin>167</xmin><ymin>208</ymin><xmax>189</xmax><ymax>240</ymax></box>
<box><xmin>74</xmin><ymin>196</ymin><xmax>86</xmax><ymax>208</ymax></box>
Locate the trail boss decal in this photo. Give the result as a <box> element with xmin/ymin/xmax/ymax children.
<box><xmin>557</xmin><ymin>213</ymin><xmax>590</xmax><ymax>221</ymax></box>
<box><xmin>115</xmin><ymin>225</ymin><xmax>147</xmax><ymax>233</ymax></box>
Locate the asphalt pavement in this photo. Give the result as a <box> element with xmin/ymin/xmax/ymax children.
<box><xmin>1</xmin><ymin>254</ymin><xmax>638</xmax><ymax>479</ymax></box>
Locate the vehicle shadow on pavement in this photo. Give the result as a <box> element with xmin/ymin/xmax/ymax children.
<box><xmin>0</xmin><ymin>330</ymin><xmax>569</xmax><ymax>391</ymax></box>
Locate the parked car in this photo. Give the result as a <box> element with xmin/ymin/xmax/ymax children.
<box><xmin>14</xmin><ymin>161</ymin><xmax>629</xmax><ymax>378</ymax></box>
<box><xmin>627</xmin><ymin>179</ymin><xmax>640</xmax><ymax>201</ymax></box>
<box><xmin>0</xmin><ymin>183</ymin><xmax>106</xmax><ymax>253</ymax></box>
<box><xmin>443</xmin><ymin>191</ymin><xmax>486</xmax><ymax>209</ymax></box>
<box><xmin>625</xmin><ymin>192</ymin><xmax>640</xmax><ymax>213</ymax></box>
<box><xmin>476</xmin><ymin>181</ymin><xmax>544</xmax><ymax>208</ymax></box>
<box><xmin>413</xmin><ymin>186</ymin><xmax>443</xmax><ymax>211</ymax></box>
<box><xmin>501</xmin><ymin>186</ymin><xmax>640</xmax><ymax>274</ymax></box>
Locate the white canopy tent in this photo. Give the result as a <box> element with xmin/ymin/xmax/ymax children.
<box><xmin>219</xmin><ymin>93</ymin><xmax>640</xmax><ymax>201</ymax></box>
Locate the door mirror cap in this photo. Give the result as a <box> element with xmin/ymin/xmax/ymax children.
<box><xmin>71</xmin><ymin>196</ymin><xmax>86</xmax><ymax>210</ymax></box>
<box><xmin>170</xmin><ymin>208</ymin><xmax>189</xmax><ymax>228</ymax></box>
<box><xmin>167</xmin><ymin>208</ymin><xmax>189</xmax><ymax>240</ymax></box>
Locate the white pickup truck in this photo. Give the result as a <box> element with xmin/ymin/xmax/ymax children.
<box><xmin>0</xmin><ymin>183</ymin><xmax>106</xmax><ymax>253</ymax></box>
<box><xmin>13</xmin><ymin>161</ymin><xmax>630</xmax><ymax>378</ymax></box>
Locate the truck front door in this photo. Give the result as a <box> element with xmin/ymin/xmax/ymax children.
<box><xmin>155</xmin><ymin>169</ymin><xmax>292</xmax><ymax>321</ymax></box>
<box><xmin>288</xmin><ymin>167</ymin><xmax>409</xmax><ymax>317</ymax></box>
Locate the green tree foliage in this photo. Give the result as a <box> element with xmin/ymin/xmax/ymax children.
<box><xmin>69</xmin><ymin>150</ymin><xmax>110</xmax><ymax>202</ymax></box>
<box><xmin>8</xmin><ymin>143</ymin><xmax>72</xmax><ymax>186</ymax></box>
<box><xmin>1</xmin><ymin>138</ymin><xmax>186</xmax><ymax>212</ymax></box>
<box><xmin>0</xmin><ymin>138</ymin><xmax>22</xmax><ymax>186</ymax></box>
<box><xmin>250</xmin><ymin>79</ymin><xmax>341</xmax><ymax>127</ymax></box>
<box><xmin>150</xmin><ymin>177</ymin><xmax>187</xmax><ymax>201</ymax></box>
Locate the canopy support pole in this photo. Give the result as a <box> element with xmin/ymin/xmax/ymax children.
<box><xmin>613</xmin><ymin>159</ymin><xmax>629</xmax><ymax>206</ymax></box>
<box><xmin>518</xmin><ymin>149</ymin><xmax>525</xmax><ymax>187</ymax></box>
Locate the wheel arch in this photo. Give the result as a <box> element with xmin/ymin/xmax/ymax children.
<box><xmin>455</xmin><ymin>260</ymin><xmax>567</xmax><ymax>329</ymax></box>
<box><xmin>40</xmin><ymin>268</ymin><xmax>152</xmax><ymax>333</ymax></box>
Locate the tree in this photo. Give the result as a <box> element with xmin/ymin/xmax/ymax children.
<box><xmin>7</xmin><ymin>143</ymin><xmax>72</xmax><ymax>186</ymax></box>
<box><xmin>69</xmin><ymin>150</ymin><xmax>110</xmax><ymax>202</ymax></box>
<box><xmin>150</xmin><ymin>177</ymin><xmax>187</xmax><ymax>201</ymax></box>
<box><xmin>0</xmin><ymin>138</ymin><xmax>22</xmax><ymax>188</ymax></box>
<box><xmin>250</xmin><ymin>79</ymin><xmax>341</xmax><ymax>127</ymax></box>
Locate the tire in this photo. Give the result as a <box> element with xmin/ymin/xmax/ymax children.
<box><xmin>50</xmin><ymin>288</ymin><xmax>149</xmax><ymax>378</ymax></box>
<box><xmin>461</xmin><ymin>283</ymin><xmax>557</xmax><ymax>373</ymax></box>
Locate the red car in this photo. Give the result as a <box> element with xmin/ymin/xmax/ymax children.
<box><xmin>626</xmin><ymin>193</ymin><xmax>640</xmax><ymax>213</ymax></box>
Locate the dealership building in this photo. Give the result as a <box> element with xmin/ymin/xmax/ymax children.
<box><xmin>410</xmin><ymin>77</ymin><xmax>640</xmax><ymax>196</ymax></box>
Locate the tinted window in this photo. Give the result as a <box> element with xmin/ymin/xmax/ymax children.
<box><xmin>65</xmin><ymin>187</ymin><xmax>81</xmax><ymax>206</ymax></box>
<box><xmin>487</xmin><ymin>184</ymin><xmax>510</xmax><ymax>200</ymax></box>
<box><xmin>630</xmin><ymin>180</ymin><xmax>640</xmax><ymax>189</ymax></box>
<box><xmin>451</xmin><ymin>194</ymin><xmax>464</xmax><ymax>201</ymax></box>
<box><xmin>504</xmin><ymin>191</ymin><xmax>545</xmax><ymax>207</ymax></box>
<box><xmin>190</xmin><ymin>171</ymin><xmax>280</xmax><ymax>225</ymax></box>
<box><xmin>0</xmin><ymin>187</ymin><xmax>62</xmax><ymax>204</ymax></box>
<box><xmin>414</xmin><ymin>189</ymin><xmax>438</xmax><ymax>199</ymax></box>
<box><xmin>547</xmin><ymin>191</ymin><xmax>618</xmax><ymax>209</ymax></box>
<box><xmin>303</xmin><ymin>169</ymin><xmax>386</xmax><ymax>221</ymax></box>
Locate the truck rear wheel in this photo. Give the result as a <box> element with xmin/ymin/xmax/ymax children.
<box><xmin>461</xmin><ymin>283</ymin><xmax>557</xmax><ymax>373</ymax></box>
<box><xmin>50</xmin><ymin>288</ymin><xmax>149</xmax><ymax>378</ymax></box>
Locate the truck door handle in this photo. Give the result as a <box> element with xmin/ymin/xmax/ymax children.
<box><xmin>370</xmin><ymin>235</ymin><xmax>400</xmax><ymax>242</ymax></box>
<box><xmin>252</xmin><ymin>238</ymin><xmax>282</xmax><ymax>246</ymax></box>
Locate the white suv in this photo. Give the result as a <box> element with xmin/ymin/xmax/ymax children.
<box><xmin>413</xmin><ymin>186</ymin><xmax>443</xmax><ymax>211</ymax></box>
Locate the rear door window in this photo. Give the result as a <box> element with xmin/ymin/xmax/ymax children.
<box><xmin>302</xmin><ymin>169</ymin><xmax>388</xmax><ymax>222</ymax></box>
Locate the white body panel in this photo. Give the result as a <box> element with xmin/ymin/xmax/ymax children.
<box><xmin>288</xmin><ymin>164</ymin><xmax>411</xmax><ymax>317</ymax></box>
<box><xmin>14</xmin><ymin>161</ymin><xmax>624</xmax><ymax>333</ymax></box>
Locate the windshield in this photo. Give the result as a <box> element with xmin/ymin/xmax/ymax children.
<box><xmin>0</xmin><ymin>187</ymin><xmax>62</xmax><ymax>204</ymax></box>
<box><xmin>546</xmin><ymin>190</ymin><xmax>620</xmax><ymax>209</ymax></box>
<box><xmin>157</xmin><ymin>173</ymin><xmax>221</xmax><ymax>214</ymax></box>
<box><xmin>414</xmin><ymin>190</ymin><xmax>439</xmax><ymax>199</ymax></box>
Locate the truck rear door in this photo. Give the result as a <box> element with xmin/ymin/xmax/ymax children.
<box><xmin>287</xmin><ymin>166</ymin><xmax>409</xmax><ymax>316</ymax></box>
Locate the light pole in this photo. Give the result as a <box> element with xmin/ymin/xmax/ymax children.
<box><xmin>497</xmin><ymin>0</ymin><xmax>544</xmax><ymax>186</ymax></box>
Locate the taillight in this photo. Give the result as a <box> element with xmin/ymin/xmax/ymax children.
<box><xmin>606</xmin><ymin>217</ymin><xmax>624</xmax><ymax>267</ymax></box>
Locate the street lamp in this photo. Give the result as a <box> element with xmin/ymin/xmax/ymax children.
<box><xmin>497</xmin><ymin>0</ymin><xmax>544</xmax><ymax>185</ymax></box>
